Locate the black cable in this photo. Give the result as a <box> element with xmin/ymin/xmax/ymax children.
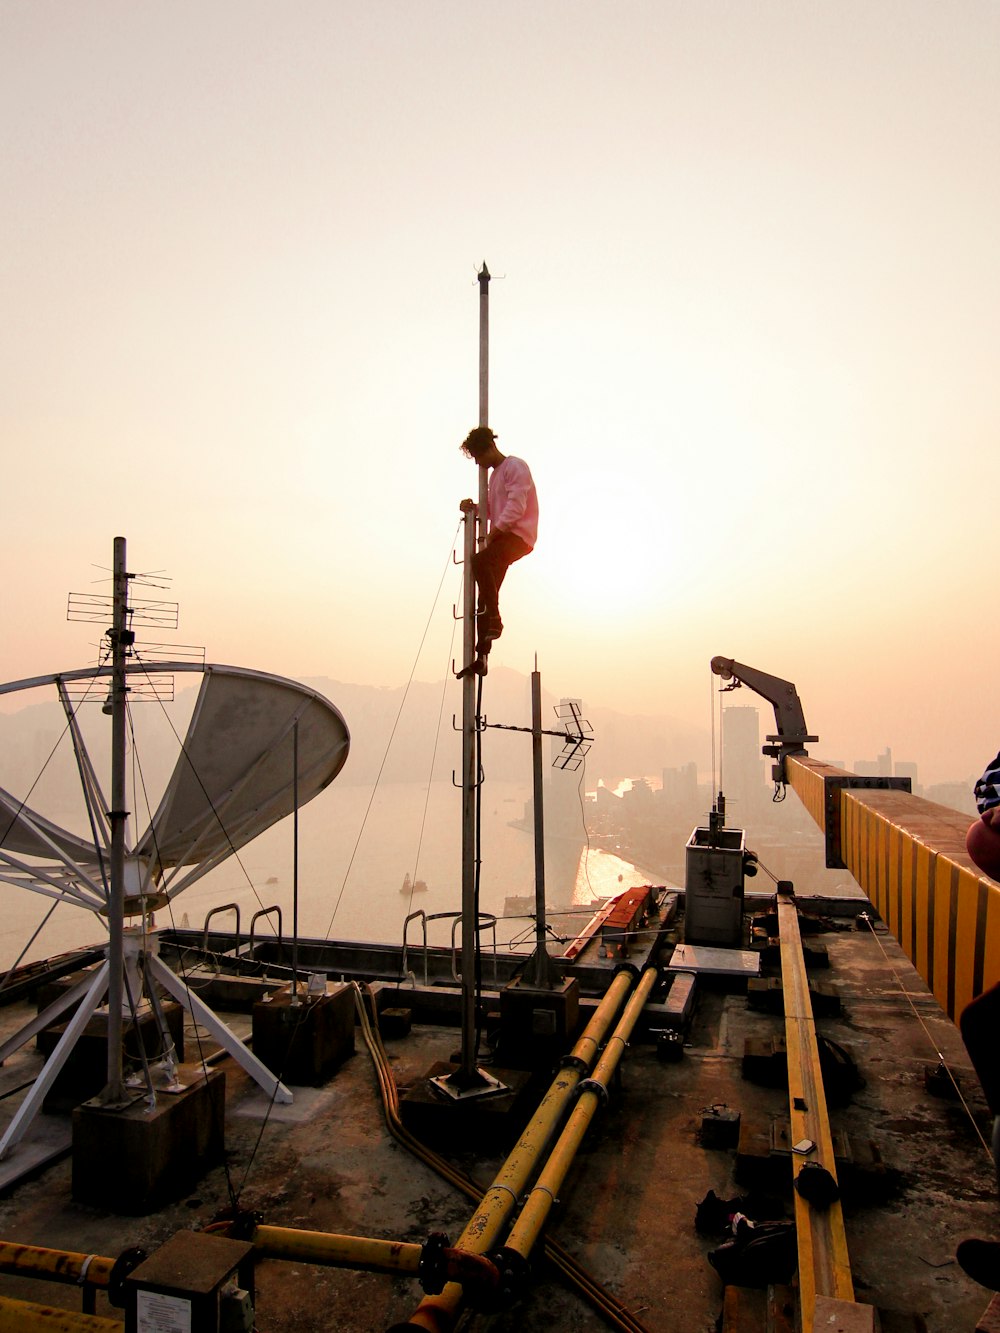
<box><xmin>575</xmin><ymin>754</ymin><xmax>598</xmax><ymax>901</ymax></box>
<box><xmin>57</xmin><ymin>658</ymin><xmax>113</xmax><ymax>902</ymax></box>
<box><xmin>131</xmin><ymin>651</ymin><xmax>278</xmax><ymax>931</ymax></box>
<box><xmin>473</xmin><ymin>670</ymin><xmax>485</xmax><ymax>1057</ymax></box>
<box><xmin>123</xmin><ymin>689</ymin><xmax>241</xmax><ymax>1218</ymax></box>
<box><xmin>0</xmin><ymin>902</ymin><xmax>60</xmax><ymax>996</ymax></box>
<box><xmin>402</xmin><ymin>558</ymin><xmax>463</xmax><ymax>913</ymax></box>
<box><xmin>0</xmin><ymin>659</ymin><xmax>113</xmax><ymax>970</ymax></box>
<box><xmin>126</xmin><ymin>656</ymin><xmax>369</xmax><ymax>1213</ymax></box>
<box><xmin>234</xmin><ymin>995</ymin><xmax>315</xmax><ymax>1201</ymax></box>
<box><xmin>327</xmin><ymin>524</ymin><xmax>463</xmax><ymax>938</ymax></box>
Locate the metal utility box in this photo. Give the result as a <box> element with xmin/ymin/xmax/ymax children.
<box><xmin>497</xmin><ymin>975</ymin><xmax>580</xmax><ymax>1069</ymax></box>
<box><xmin>684</xmin><ymin>824</ymin><xmax>746</xmax><ymax>947</ymax></box>
<box><xmin>125</xmin><ymin>1230</ymin><xmax>254</xmax><ymax>1333</ymax></box>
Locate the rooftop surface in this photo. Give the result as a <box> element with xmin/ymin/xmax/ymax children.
<box><xmin>0</xmin><ymin>908</ymin><xmax>995</xmax><ymax>1332</ymax></box>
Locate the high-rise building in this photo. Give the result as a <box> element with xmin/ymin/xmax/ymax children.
<box><xmin>854</xmin><ymin>747</ymin><xmax>893</xmax><ymax>777</ymax></box>
<box><xmin>720</xmin><ymin>705</ymin><xmax>767</xmax><ymax>820</ymax></box>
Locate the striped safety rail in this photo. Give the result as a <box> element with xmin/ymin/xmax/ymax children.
<box><xmin>786</xmin><ymin>755</ymin><xmax>998</xmax><ymax>1024</ymax></box>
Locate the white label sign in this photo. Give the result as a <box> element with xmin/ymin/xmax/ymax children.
<box><xmin>136</xmin><ymin>1289</ymin><xmax>193</xmax><ymax>1333</ymax></box>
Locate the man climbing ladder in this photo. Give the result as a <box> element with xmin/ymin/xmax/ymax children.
<box><xmin>460</xmin><ymin>426</ymin><xmax>538</xmax><ymax>672</ymax></box>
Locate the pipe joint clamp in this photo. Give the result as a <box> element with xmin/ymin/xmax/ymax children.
<box><xmin>558</xmin><ymin>1053</ymin><xmax>588</xmax><ymax>1076</ymax></box>
<box><xmin>577</xmin><ymin>1077</ymin><xmax>610</xmax><ymax>1109</ymax></box>
<box><xmin>108</xmin><ymin>1247</ymin><xmax>148</xmax><ymax>1308</ymax></box>
<box><xmin>491</xmin><ymin>1246</ymin><xmax>531</xmax><ymax>1309</ymax></box>
<box><xmin>418</xmin><ymin>1231</ymin><xmax>450</xmax><ymax>1295</ymax></box>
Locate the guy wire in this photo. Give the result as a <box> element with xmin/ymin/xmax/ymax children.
<box><xmin>857</xmin><ymin>911</ymin><xmax>993</xmax><ymax>1164</ymax></box>
<box><xmin>326</xmin><ymin>523</ymin><xmax>463</xmax><ymax>938</ymax></box>
<box><xmin>402</xmin><ymin>566</ymin><xmax>461</xmax><ymax>906</ymax></box>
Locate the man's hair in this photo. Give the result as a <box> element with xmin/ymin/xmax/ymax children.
<box><xmin>460</xmin><ymin>426</ymin><xmax>497</xmax><ymax>460</ymax></box>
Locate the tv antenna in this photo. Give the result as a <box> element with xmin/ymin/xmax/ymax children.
<box><xmin>482</xmin><ymin>666</ymin><xmax>593</xmax><ymax>988</ymax></box>
<box><xmin>0</xmin><ymin>536</ymin><xmax>350</xmax><ymax>1171</ymax></box>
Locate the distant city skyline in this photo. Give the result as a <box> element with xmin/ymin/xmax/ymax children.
<box><xmin>0</xmin><ymin>676</ymin><xmax>978</xmax><ymax>840</ymax></box>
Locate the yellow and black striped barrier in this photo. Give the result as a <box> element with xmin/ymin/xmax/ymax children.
<box><xmin>786</xmin><ymin>755</ymin><xmax>1000</xmax><ymax>1024</ymax></box>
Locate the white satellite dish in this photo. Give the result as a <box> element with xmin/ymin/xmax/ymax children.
<box><xmin>0</xmin><ymin>660</ymin><xmax>350</xmax><ymax>1162</ymax></box>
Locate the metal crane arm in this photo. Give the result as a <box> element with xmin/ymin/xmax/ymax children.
<box><xmin>710</xmin><ymin>656</ymin><xmax>818</xmax><ymax>782</ymax></box>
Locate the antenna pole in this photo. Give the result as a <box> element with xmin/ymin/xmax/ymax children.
<box><xmin>478</xmin><ymin>262</ymin><xmax>490</xmax><ymax>429</ymax></box>
<box><xmin>292</xmin><ymin>720</ymin><xmax>300</xmax><ymax>1006</ymax></box>
<box><xmin>527</xmin><ymin>660</ymin><xmax>552</xmax><ymax>987</ymax></box>
<box><xmin>447</xmin><ymin>264</ymin><xmax>496</xmax><ymax>1092</ymax></box>
<box><xmin>457</xmin><ymin>500</ymin><xmax>480</xmax><ymax>1084</ymax></box>
<box><xmin>477</xmin><ymin>263</ymin><xmax>490</xmax><ymax>549</ymax></box>
<box><xmin>104</xmin><ymin>535</ymin><xmax>128</xmax><ymax>1103</ymax></box>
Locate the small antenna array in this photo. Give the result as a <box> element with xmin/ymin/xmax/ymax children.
<box><xmin>66</xmin><ymin>564</ymin><xmax>204</xmax><ymax>702</ymax></box>
<box><xmin>552</xmin><ymin>700</ymin><xmax>593</xmax><ymax>771</ymax></box>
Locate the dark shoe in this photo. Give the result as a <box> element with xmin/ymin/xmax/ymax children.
<box><xmin>477</xmin><ymin>613</ymin><xmax>503</xmax><ymax>640</ymax></box>
<box><xmin>708</xmin><ymin>1221</ymin><xmax>797</xmax><ymax>1288</ymax></box>
<box><xmin>957</xmin><ymin>1237</ymin><xmax>1000</xmax><ymax>1290</ymax></box>
<box><xmin>456</xmin><ymin>656</ymin><xmax>487</xmax><ymax>680</ymax></box>
<box><xmin>695</xmin><ymin>1188</ymin><xmax>785</xmax><ymax>1237</ymax></box>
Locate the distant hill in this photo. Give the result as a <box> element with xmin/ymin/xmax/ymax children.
<box><xmin>0</xmin><ymin>665</ymin><xmax>711</xmax><ymax>810</ymax></box>
<box><xmin>299</xmin><ymin>667</ymin><xmax>710</xmax><ymax>787</ymax></box>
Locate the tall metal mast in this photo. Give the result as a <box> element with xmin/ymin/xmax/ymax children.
<box><xmin>527</xmin><ymin>661</ymin><xmax>552</xmax><ymax>988</ymax></box>
<box><xmin>477</xmin><ymin>262</ymin><xmax>491</xmax><ymax>547</ymax></box>
<box><xmin>457</xmin><ymin>500</ymin><xmax>480</xmax><ymax>1088</ymax></box>
<box><xmin>103</xmin><ymin>535</ymin><xmax>129</xmax><ymax>1104</ymax></box>
<box><xmin>451</xmin><ymin>263</ymin><xmax>496</xmax><ymax>1091</ymax></box>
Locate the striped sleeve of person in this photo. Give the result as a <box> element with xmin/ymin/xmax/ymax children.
<box><xmin>974</xmin><ymin>752</ymin><xmax>1000</xmax><ymax>814</ymax></box>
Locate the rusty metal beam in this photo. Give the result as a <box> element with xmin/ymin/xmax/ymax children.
<box><xmin>775</xmin><ymin>888</ymin><xmax>864</xmax><ymax>1329</ymax></box>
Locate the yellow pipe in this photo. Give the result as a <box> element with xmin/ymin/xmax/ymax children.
<box><xmin>0</xmin><ymin>1244</ymin><xmax>114</xmax><ymax>1290</ymax></box>
<box><xmin>249</xmin><ymin>1226</ymin><xmax>498</xmax><ymax>1296</ymax></box>
<box><xmin>504</xmin><ymin>966</ymin><xmax>659</xmax><ymax>1261</ymax></box>
<box><xmin>404</xmin><ymin>967</ymin><xmax>637</xmax><ymax>1330</ymax></box>
<box><xmin>253</xmin><ymin>1226</ymin><xmax>422</xmax><ymax>1272</ymax></box>
<box><xmin>461</xmin><ymin>968</ymin><xmax>634</xmax><ymax>1252</ymax></box>
<box><xmin>0</xmin><ymin>1297</ymin><xmax>123</xmax><ymax>1332</ymax></box>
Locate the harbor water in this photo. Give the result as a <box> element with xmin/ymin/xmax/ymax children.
<box><xmin>0</xmin><ymin>779</ymin><xmax>665</xmax><ymax>970</ymax></box>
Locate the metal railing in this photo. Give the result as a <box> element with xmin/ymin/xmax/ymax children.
<box><xmin>249</xmin><ymin>905</ymin><xmax>283</xmax><ymax>970</ymax></box>
<box><xmin>401</xmin><ymin>910</ymin><xmax>499</xmax><ymax>988</ymax></box>
<box><xmin>201</xmin><ymin>903</ymin><xmax>241</xmax><ymax>957</ymax></box>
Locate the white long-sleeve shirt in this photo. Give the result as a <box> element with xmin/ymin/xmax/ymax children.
<box><xmin>488</xmin><ymin>456</ymin><xmax>538</xmax><ymax>548</ymax></box>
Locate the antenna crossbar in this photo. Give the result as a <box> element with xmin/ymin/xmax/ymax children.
<box><xmin>65</xmin><ymin>675</ymin><xmax>175</xmax><ymax>704</ymax></box>
<box><xmin>67</xmin><ymin>593</ymin><xmax>179</xmax><ymax>628</ymax></box>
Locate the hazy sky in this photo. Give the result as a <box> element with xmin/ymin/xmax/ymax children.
<box><xmin>3</xmin><ymin>2</ymin><xmax>998</xmax><ymax>787</ymax></box>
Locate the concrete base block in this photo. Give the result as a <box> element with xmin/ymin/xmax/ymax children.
<box><xmin>701</xmin><ymin>1104</ymin><xmax>741</xmax><ymax>1148</ymax></box>
<box><xmin>379</xmin><ymin>1006</ymin><xmax>412</xmax><ymax>1039</ymax></box>
<box><xmin>497</xmin><ymin>975</ymin><xmax>579</xmax><ymax>1068</ymax></box>
<box><xmin>38</xmin><ymin>1003</ymin><xmax>185</xmax><ymax>1112</ymax></box>
<box><xmin>72</xmin><ymin>1070</ymin><xmax>225</xmax><ymax>1215</ymax></box>
<box><xmin>251</xmin><ymin>984</ymin><xmax>354</xmax><ymax>1086</ymax></box>
<box><xmin>399</xmin><ymin>1061</ymin><xmax>536</xmax><ymax>1150</ymax></box>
